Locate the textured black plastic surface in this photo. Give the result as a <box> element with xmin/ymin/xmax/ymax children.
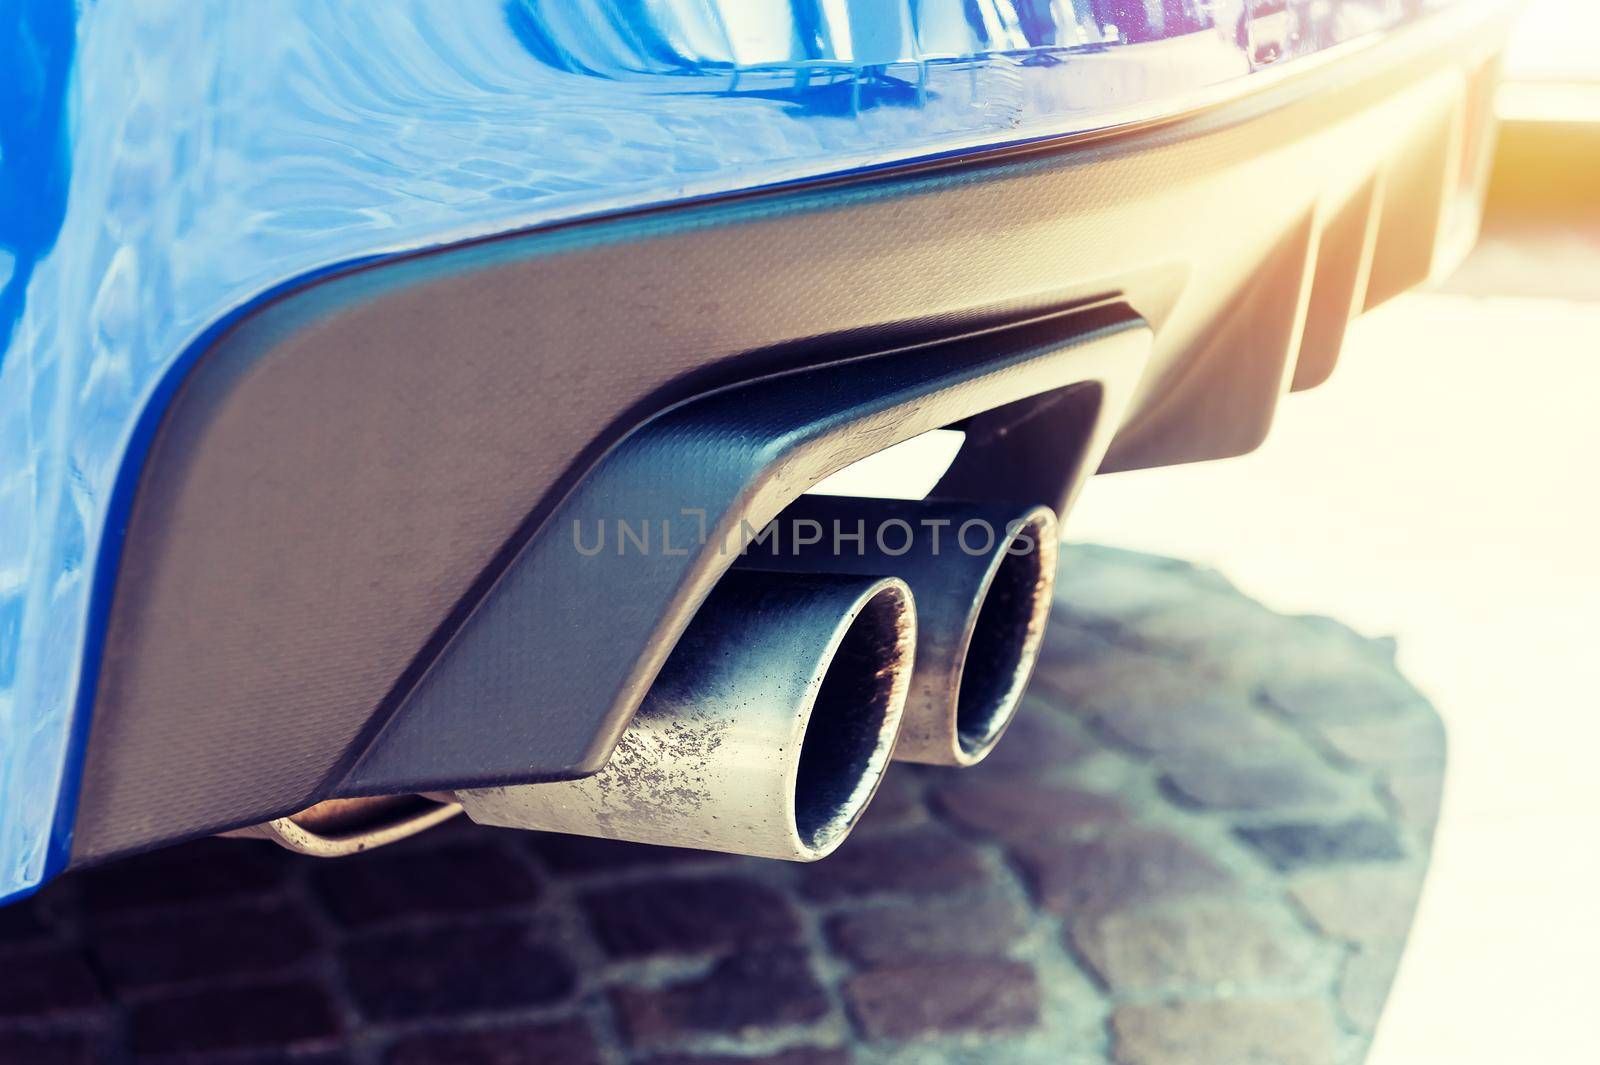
<box><xmin>71</xmin><ymin>14</ymin><xmax>1508</xmax><ymax>863</ymax></box>
<box><xmin>340</xmin><ymin>308</ymin><xmax>1147</xmax><ymax>796</ymax></box>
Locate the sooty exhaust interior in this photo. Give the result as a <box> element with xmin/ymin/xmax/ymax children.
<box><xmin>795</xmin><ymin>587</ymin><xmax>913</xmax><ymax>851</ymax></box>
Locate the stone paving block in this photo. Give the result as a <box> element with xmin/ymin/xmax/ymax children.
<box><xmin>223</xmin><ymin>1053</ymin><xmax>353</xmax><ymax>1065</ymax></box>
<box><xmin>1287</xmin><ymin>868</ymin><xmax>1422</xmax><ymax>946</ymax></box>
<box><xmin>843</xmin><ymin>764</ymin><xmax>927</xmax><ymax>835</ymax></box>
<box><xmin>0</xmin><ymin>1030</ymin><xmax>99</xmax><ymax>1065</ymax></box>
<box><xmin>1199</xmin><ymin>615</ymin><xmax>1401</xmax><ymax>695</ymax></box>
<box><xmin>825</xmin><ymin>895</ymin><xmax>1029</xmax><ymax>964</ymax></box>
<box><xmin>1309</xmin><ymin>715</ymin><xmax>1447</xmax><ymax>770</ymax></box>
<box><xmin>0</xmin><ymin>896</ymin><xmax>53</xmax><ymax>947</ymax></box>
<box><xmin>613</xmin><ymin>947</ymin><xmax>832</xmax><ymax>1046</ymax></box>
<box><xmin>581</xmin><ymin>876</ymin><xmax>798</xmax><ymax>958</ymax></box>
<box><xmin>1337</xmin><ymin>946</ymin><xmax>1405</xmax><ymax>1033</ymax></box>
<box><xmin>1069</xmin><ymin>900</ymin><xmax>1314</xmax><ymax>994</ymax></box>
<box><xmin>970</xmin><ymin>700</ymin><xmax>1100</xmax><ymax>773</ymax></box>
<box><xmin>1093</xmin><ymin>696</ymin><xmax>1305</xmax><ymax>762</ymax></box>
<box><xmin>310</xmin><ymin>840</ymin><xmax>541</xmax><ymax>927</ymax></box>
<box><xmin>8</xmin><ymin>544</ymin><xmax>1443</xmax><ymax>1065</ymax></box>
<box><xmin>1110</xmin><ymin>998</ymin><xmax>1339</xmax><ymax>1065</ymax></box>
<box><xmin>1261</xmin><ymin>662</ymin><xmax>1432</xmax><ymax>725</ymax></box>
<box><xmin>1032</xmin><ymin>647</ymin><xmax>1213</xmax><ymax>723</ymax></box>
<box><xmin>1236</xmin><ymin>820</ymin><xmax>1406</xmax><ymax>872</ymax></box>
<box><xmin>1095</xmin><ymin>595</ymin><xmax>1296</xmax><ymax>684</ymax></box>
<box><xmin>77</xmin><ymin>838</ymin><xmax>292</xmax><ymax>919</ymax></box>
<box><xmin>384</xmin><ymin>1020</ymin><xmax>602</xmax><ymax>1065</ymax></box>
<box><xmin>1054</xmin><ymin>545</ymin><xmax>1237</xmax><ymax>621</ymax></box>
<box><xmin>1159</xmin><ymin>757</ymin><xmax>1346</xmax><ymax>812</ymax></box>
<box><xmin>91</xmin><ymin>900</ymin><xmax>319</xmax><ymax>990</ymax></box>
<box><xmin>843</xmin><ymin>958</ymin><xmax>1041</xmax><ymax>1041</ymax></box>
<box><xmin>527</xmin><ymin>833</ymin><xmax>718</xmax><ymax>876</ymax></box>
<box><xmin>797</xmin><ymin>828</ymin><xmax>989</xmax><ymax>902</ymax></box>
<box><xmin>127</xmin><ymin>979</ymin><xmax>342</xmax><ymax>1056</ymax></box>
<box><xmin>645</xmin><ymin>1049</ymin><xmax>852</xmax><ymax>1065</ymax></box>
<box><xmin>1012</xmin><ymin>827</ymin><xmax>1237</xmax><ymax>916</ymax></box>
<box><xmin>1035</xmin><ymin>612</ymin><xmax>1127</xmax><ymax>671</ymax></box>
<box><xmin>1381</xmin><ymin>768</ymin><xmax>1446</xmax><ymax>835</ymax></box>
<box><xmin>1034</xmin><ymin>647</ymin><xmax>1304</xmax><ymax>761</ymax></box>
<box><xmin>931</xmin><ymin>776</ymin><xmax>1127</xmax><ymax>844</ymax></box>
<box><xmin>342</xmin><ymin>922</ymin><xmax>576</xmax><ymax>1020</ymax></box>
<box><xmin>0</xmin><ymin>945</ymin><xmax>102</xmax><ymax>1018</ymax></box>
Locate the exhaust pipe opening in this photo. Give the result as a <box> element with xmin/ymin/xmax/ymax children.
<box><xmin>955</xmin><ymin>511</ymin><xmax>1055</xmax><ymax>758</ymax></box>
<box><xmin>454</xmin><ymin>571</ymin><xmax>914</xmax><ymax>861</ymax></box>
<box><xmin>795</xmin><ymin>587</ymin><xmax>910</xmax><ymax>852</ymax></box>
<box><xmin>743</xmin><ymin>497</ymin><xmax>1057</xmax><ymax>767</ymax></box>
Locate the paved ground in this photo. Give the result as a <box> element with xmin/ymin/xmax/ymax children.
<box><xmin>1065</xmin><ymin>217</ymin><xmax>1600</xmax><ymax>1061</ymax></box>
<box><xmin>0</xmin><ymin>545</ymin><xmax>1442</xmax><ymax>1065</ymax></box>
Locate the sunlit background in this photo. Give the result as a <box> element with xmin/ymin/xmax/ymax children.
<box><xmin>1070</xmin><ymin>3</ymin><xmax>1600</xmax><ymax>1060</ymax></box>
<box><xmin>825</xmin><ymin>2</ymin><xmax>1599</xmax><ymax>1060</ymax></box>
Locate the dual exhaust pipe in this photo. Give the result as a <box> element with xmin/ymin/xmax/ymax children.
<box><xmin>455</xmin><ymin>497</ymin><xmax>1058</xmax><ymax>861</ymax></box>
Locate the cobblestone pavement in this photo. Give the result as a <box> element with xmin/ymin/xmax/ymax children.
<box><xmin>0</xmin><ymin>545</ymin><xmax>1444</xmax><ymax>1065</ymax></box>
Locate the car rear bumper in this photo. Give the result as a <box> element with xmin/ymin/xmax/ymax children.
<box><xmin>0</xmin><ymin>0</ymin><xmax>1520</xmax><ymax>900</ymax></box>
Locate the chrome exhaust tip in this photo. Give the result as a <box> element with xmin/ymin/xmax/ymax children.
<box><xmin>950</xmin><ymin>506</ymin><xmax>1057</xmax><ymax>763</ymax></box>
<box><xmin>745</xmin><ymin>497</ymin><xmax>1057</xmax><ymax>767</ymax></box>
<box><xmin>454</xmin><ymin>571</ymin><xmax>914</xmax><ymax>861</ymax></box>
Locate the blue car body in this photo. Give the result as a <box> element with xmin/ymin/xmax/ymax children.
<box><xmin>0</xmin><ymin>0</ymin><xmax>1505</xmax><ymax>901</ymax></box>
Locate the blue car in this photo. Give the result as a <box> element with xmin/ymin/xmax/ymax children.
<box><xmin>0</xmin><ymin>0</ymin><xmax>1519</xmax><ymax>903</ymax></box>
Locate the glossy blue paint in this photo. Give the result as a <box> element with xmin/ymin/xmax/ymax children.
<box><xmin>0</xmin><ymin>0</ymin><xmax>1473</xmax><ymax>900</ymax></box>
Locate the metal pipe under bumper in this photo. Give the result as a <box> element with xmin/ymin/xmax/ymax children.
<box><xmin>454</xmin><ymin>571</ymin><xmax>914</xmax><ymax>861</ymax></box>
<box><xmin>743</xmin><ymin>496</ymin><xmax>1057</xmax><ymax>767</ymax></box>
<box><xmin>224</xmin><ymin>795</ymin><xmax>462</xmax><ymax>857</ymax></box>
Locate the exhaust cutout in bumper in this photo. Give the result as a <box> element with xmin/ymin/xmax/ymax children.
<box><xmin>746</xmin><ymin>497</ymin><xmax>1057</xmax><ymax>767</ymax></box>
<box><xmin>454</xmin><ymin>571</ymin><xmax>914</xmax><ymax>862</ymax></box>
